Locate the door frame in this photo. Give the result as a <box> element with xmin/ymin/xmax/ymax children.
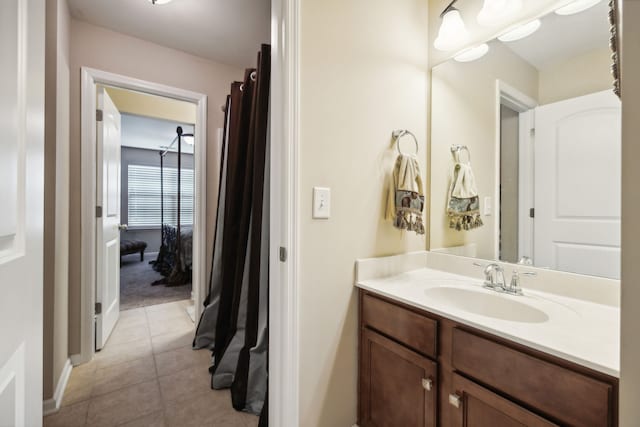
<box><xmin>495</xmin><ymin>80</ymin><xmax>537</xmax><ymax>262</ymax></box>
<box><xmin>269</xmin><ymin>0</ymin><xmax>300</xmax><ymax>424</ymax></box>
<box><xmin>78</xmin><ymin>67</ymin><xmax>208</xmax><ymax>364</ymax></box>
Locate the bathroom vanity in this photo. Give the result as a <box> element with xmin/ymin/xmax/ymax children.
<box><xmin>356</xmin><ymin>254</ymin><xmax>619</xmax><ymax>427</ymax></box>
<box><xmin>362</xmin><ymin>1</ymin><xmax>623</xmax><ymax>424</ymax></box>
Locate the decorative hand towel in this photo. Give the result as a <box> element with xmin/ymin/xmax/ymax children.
<box><xmin>386</xmin><ymin>154</ymin><xmax>425</xmax><ymax>235</ymax></box>
<box><xmin>447</xmin><ymin>161</ymin><xmax>483</xmax><ymax>231</ymax></box>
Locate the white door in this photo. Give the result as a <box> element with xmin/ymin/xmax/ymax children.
<box><xmin>0</xmin><ymin>0</ymin><xmax>45</xmax><ymax>426</ymax></box>
<box><xmin>534</xmin><ymin>90</ymin><xmax>621</xmax><ymax>279</ymax></box>
<box><xmin>95</xmin><ymin>88</ymin><xmax>122</xmax><ymax>350</ymax></box>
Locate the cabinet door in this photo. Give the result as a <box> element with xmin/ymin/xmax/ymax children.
<box><xmin>360</xmin><ymin>328</ymin><xmax>437</xmax><ymax>427</ymax></box>
<box><xmin>449</xmin><ymin>373</ymin><xmax>558</xmax><ymax>427</ymax></box>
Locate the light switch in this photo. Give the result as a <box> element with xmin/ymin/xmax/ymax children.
<box><xmin>313</xmin><ymin>187</ymin><xmax>331</xmax><ymax>219</ymax></box>
<box><xmin>483</xmin><ymin>196</ymin><xmax>492</xmax><ymax>216</ymax></box>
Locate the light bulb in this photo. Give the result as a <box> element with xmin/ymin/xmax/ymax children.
<box><xmin>498</xmin><ymin>19</ymin><xmax>541</xmax><ymax>42</ymax></box>
<box><xmin>477</xmin><ymin>0</ymin><xmax>523</xmax><ymax>26</ymax></box>
<box><xmin>454</xmin><ymin>44</ymin><xmax>490</xmax><ymax>62</ymax></box>
<box><xmin>434</xmin><ymin>9</ymin><xmax>469</xmax><ymax>52</ymax></box>
<box><xmin>555</xmin><ymin>0</ymin><xmax>601</xmax><ymax>15</ymax></box>
<box><xmin>148</xmin><ymin>0</ymin><xmax>172</xmax><ymax>5</ymax></box>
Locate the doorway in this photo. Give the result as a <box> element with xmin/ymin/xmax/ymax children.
<box><xmin>95</xmin><ymin>85</ymin><xmax>201</xmax><ymax>351</ymax></box>
<box><xmin>79</xmin><ymin>68</ymin><xmax>208</xmax><ymax>363</ymax></box>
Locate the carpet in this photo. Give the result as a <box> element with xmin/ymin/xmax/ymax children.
<box><xmin>120</xmin><ymin>252</ymin><xmax>192</xmax><ymax>311</ymax></box>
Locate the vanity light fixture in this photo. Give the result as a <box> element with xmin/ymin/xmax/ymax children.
<box><xmin>434</xmin><ymin>4</ymin><xmax>469</xmax><ymax>51</ymax></box>
<box><xmin>477</xmin><ymin>0</ymin><xmax>523</xmax><ymax>26</ymax></box>
<box><xmin>555</xmin><ymin>0</ymin><xmax>601</xmax><ymax>15</ymax></box>
<box><xmin>454</xmin><ymin>43</ymin><xmax>489</xmax><ymax>62</ymax></box>
<box><xmin>497</xmin><ymin>19</ymin><xmax>542</xmax><ymax>42</ymax></box>
<box><xmin>148</xmin><ymin>0</ymin><xmax>172</xmax><ymax>4</ymax></box>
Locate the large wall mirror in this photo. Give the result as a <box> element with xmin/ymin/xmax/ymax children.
<box><xmin>429</xmin><ymin>0</ymin><xmax>621</xmax><ymax>279</ymax></box>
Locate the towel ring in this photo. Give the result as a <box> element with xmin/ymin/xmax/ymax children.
<box><xmin>392</xmin><ymin>130</ymin><xmax>419</xmax><ymax>155</ymax></box>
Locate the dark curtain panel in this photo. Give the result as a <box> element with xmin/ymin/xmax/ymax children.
<box><xmin>213</xmin><ymin>67</ymin><xmax>257</xmax><ymax>369</ymax></box>
<box><xmin>231</xmin><ymin>44</ymin><xmax>271</xmax><ymax>412</ymax></box>
<box><xmin>193</xmin><ymin>44</ymin><xmax>271</xmax><ymax>422</ymax></box>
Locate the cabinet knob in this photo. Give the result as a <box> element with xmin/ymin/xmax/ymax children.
<box><xmin>421</xmin><ymin>378</ymin><xmax>433</xmax><ymax>391</ymax></box>
<box><xmin>448</xmin><ymin>393</ymin><xmax>462</xmax><ymax>408</ymax></box>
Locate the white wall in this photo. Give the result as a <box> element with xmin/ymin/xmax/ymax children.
<box><xmin>430</xmin><ymin>41</ymin><xmax>538</xmax><ymax>260</ymax></box>
<box><xmin>620</xmin><ymin>1</ymin><xmax>640</xmax><ymax>424</ymax></box>
<box><xmin>297</xmin><ymin>0</ymin><xmax>429</xmax><ymax>425</ymax></box>
<box><xmin>538</xmin><ymin>48</ymin><xmax>613</xmax><ymax>105</ymax></box>
<box><xmin>67</xmin><ymin>19</ymin><xmax>243</xmax><ymax>355</ymax></box>
<box><xmin>43</xmin><ymin>0</ymin><xmax>70</xmax><ymax>401</ymax></box>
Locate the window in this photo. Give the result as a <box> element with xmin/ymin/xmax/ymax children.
<box><xmin>127</xmin><ymin>164</ymin><xmax>194</xmax><ymax>228</ymax></box>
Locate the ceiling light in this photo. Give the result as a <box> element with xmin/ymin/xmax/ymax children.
<box><xmin>148</xmin><ymin>0</ymin><xmax>172</xmax><ymax>5</ymax></box>
<box><xmin>477</xmin><ymin>0</ymin><xmax>523</xmax><ymax>26</ymax></box>
<box><xmin>498</xmin><ymin>19</ymin><xmax>541</xmax><ymax>42</ymax></box>
<box><xmin>555</xmin><ymin>0</ymin><xmax>601</xmax><ymax>15</ymax></box>
<box><xmin>454</xmin><ymin>44</ymin><xmax>490</xmax><ymax>62</ymax></box>
<box><xmin>434</xmin><ymin>8</ymin><xmax>469</xmax><ymax>52</ymax></box>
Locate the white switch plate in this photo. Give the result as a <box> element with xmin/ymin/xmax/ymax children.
<box><xmin>313</xmin><ymin>187</ymin><xmax>331</xmax><ymax>219</ymax></box>
<box><xmin>483</xmin><ymin>196</ymin><xmax>492</xmax><ymax>216</ymax></box>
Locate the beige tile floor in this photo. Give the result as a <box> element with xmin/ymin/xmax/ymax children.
<box><xmin>44</xmin><ymin>300</ymin><xmax>259</xmax><ymax>427</ymax></box>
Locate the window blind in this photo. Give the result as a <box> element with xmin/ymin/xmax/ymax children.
<box><xmin>127</xmin><ymin>164</ymin><xmax>194</xmax><ymax>228</ymax></box>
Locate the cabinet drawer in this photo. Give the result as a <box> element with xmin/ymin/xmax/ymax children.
<box><xmin>362</xmin><ymin>293</ymin><xmax>437</xmax><ymax>358</ymax></box>
<box><xmin>452</xmin><ymin>328</ymin><xmax>614</xmax><ymax>427</ymax></box>
<box><xmin>360</xmin><ymin>328</ymin><xmax>437</xmax><ymax>427</ymax></box>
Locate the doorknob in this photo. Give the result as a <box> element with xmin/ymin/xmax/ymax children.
<box><xmin>118</xmin><ymin>224</ymin><xmax>128</xmax><ymax>231</ymax></box>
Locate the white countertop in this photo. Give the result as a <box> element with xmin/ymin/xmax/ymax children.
<box><xmin>356</xmin><ymin>267</ymin><xmax>620</xmax><ymax>377</ymax></box>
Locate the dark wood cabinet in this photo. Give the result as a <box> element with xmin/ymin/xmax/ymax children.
<box><xmin>359</xmin><ymin>328</ymin><xmax>437</xmax><ymax>427</ymax></box>
<box><xmin>450</xmin><ymin>373</ymin><xmax>558</xmax><ymax>427</ymax></box>
<box><xmin>358</xmin><ymin>290</ymin><xmax>619</xmax><ymax>427</ymax></box>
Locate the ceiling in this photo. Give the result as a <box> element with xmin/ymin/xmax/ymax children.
<box><xmin>121</xmin><ymin>114</ymin><xmax>195</xmax><ymax>154</ymax></box>
<box><xmin>500</xmin><ymin>1</ymin><xmax>610</xmax><ymax>70</ymax></box>
<box><xmin>67</xmin><ymin>0</ymin><xmax>271</xmax><ymax>67</ymax></box>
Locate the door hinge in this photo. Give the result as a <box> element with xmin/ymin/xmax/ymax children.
<box><xmin>530</xmin><ymin>128</ymin><xmax>535</xmax><ymax>137</ymax></box>
<box><xmin>279</xmin><ymin>247</ymin><xmax>287</xmax><ymax>262</ymax></box>
<box><xmin>95</xmin><ymin>302</ymin><xmax>102</xmax><ymax>315</ymax></box>
<box><xmin>96</xmin><ymin>109</ymin><xmax>103</xmax><ymax>122</ymax></box>
<box><xmin>96</xmin><ymin>206</ymin><xmax>103</xmax><ymax>218</ymax></box>
<box><xmin>529</xmin><ymin>208</ymin><xmax>535</xmax><ymax>218</ymax></box>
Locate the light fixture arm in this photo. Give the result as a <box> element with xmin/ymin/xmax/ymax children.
<box><xmin>441</xmin><ymin>0</ymin><xmax>460</xmax><ymax>17</ymax></box>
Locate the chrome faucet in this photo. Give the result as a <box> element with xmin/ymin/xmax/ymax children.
<box><xmin>475</xmin><ymin>262</ymin><xmax>536</xmax><ymax>296</ymax></box>
<box><xmin>481</xmin><ymin>263</ymin><xmax>506</xmax><ymax>291</ymax></box>
<box><xmin>507</xmin><ymin>269</ymin><xmax>537</xmax><ymax>296</ymax></box>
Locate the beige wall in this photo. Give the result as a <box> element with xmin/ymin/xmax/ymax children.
<box><xmin>428</xmin><ymin>0</ymin><xmax>572</xmax><ymax>67</ymax></box>
<box><xmin>620</xmin><ymin>0</ymin><xmax>640</xmax><ymax>424</ymax></box>
<box><xmin>44</xmin><ymin>0</ymin><xmax>71</xmax><ymax>400</ymax></box>
<box><xmin>430</xmin><ymin>41</ymin><xmax>538</xmax><ymax>260</ymax></box>
<box><xmin>538</xmin><ymin>48</ymin><xmax>613</xmax><ymax>105</ymax></box>
<box><xmin>68</xmin><ymin>19</ymin><xmax>243</xmax><ymax>354</ymax></box>
<box><xmin>104</xmin><ymin>86</ymin><xmax>197</xmax><ymax>124</ymax></box>
<box><xmin>298</xmin><ymin>0</ymin><xmax>429</xmax><ymax>425</ymax></box>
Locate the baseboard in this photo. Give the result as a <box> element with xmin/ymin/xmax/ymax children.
<box><xmin>43</xmin><ymin>358</ymin><xmax>72</xmax><ymax>416</ymax></box>
<box><xmin>70</xmin><ymin>353</ymin><xmax>84</xmax><ymax>366</ymax></box>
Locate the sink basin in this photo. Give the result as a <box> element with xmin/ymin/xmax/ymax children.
<box><xmin>423</xmin><ymin>286</ymin><xmax>549</xmax><ymax>323</ymax></box>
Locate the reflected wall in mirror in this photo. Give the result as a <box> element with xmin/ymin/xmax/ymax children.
<box><xmin>430</xmin><ymin>0</ymin><xmax>621</xmax><ymax>279</ymax></box>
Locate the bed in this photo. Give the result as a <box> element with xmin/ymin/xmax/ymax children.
<box><xmin>150</xmin><ymin>126</ymin><xmax>193</xmax><ymax>287</ymax></box>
